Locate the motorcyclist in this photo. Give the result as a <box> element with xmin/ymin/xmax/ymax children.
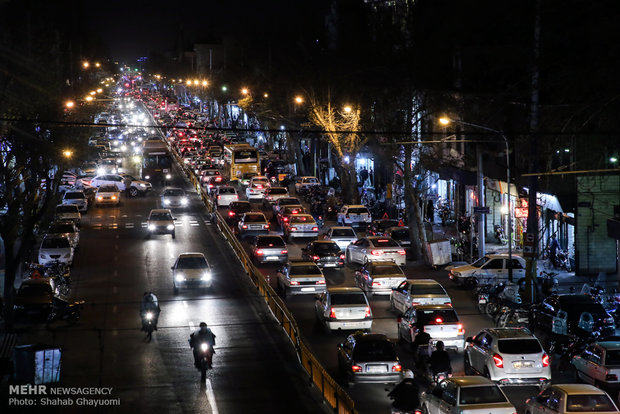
<box><xmin>189</xmin><ymin>322</ymin><xmax>216</xmax><ymax>368</ymax></box>
<box><xmin>412</xmin><ymin>322</ymin><xmax>432</xmax><ymax>361</ymax></box>
<box><xmin>388</xmin><ymin>370</ymin><xmax>420</xmax><ymax>410</ymax></box>
<box><xmin>429</xmin><ymin>341</ymin><xmax>452</xmax><ymax>375</ymax></box>
<box><xmin>140</xmin><ymin>292</ymin><xmax>161</xmax><ymax>331</ymax></box>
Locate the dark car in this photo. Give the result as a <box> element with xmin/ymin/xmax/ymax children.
<box><xmin>530</xmin><ymin>294</ymin><xmax>616</xmax><ymax>337</ymax></box>
<box><xmin>337</xmin><ymin>332</ymin><xmax>403</xmax><ymax>384</ymax></box>
<box><xmin>252</xmin><ymin>235</ymin><xmax>288</xmax><ymax>264</ymax></box>
<box><xmin>368</xmin><ymin>219</ymin><xmax>401</xmax><ymax>236</ymax></box>
<box><xmin>226</xmin><ymin>201</ymin><xmax>252</xmax><ymax>224</ymax></box>
<box><xmin>13</xmin><ymin>279</ymin><xmax>56</xmax><ymax>317</ymax></box>
<box><xmin>384</xmin><ymin>226</ymin><xmax>411</xmax><ymax>249</ymax></box>
<box><xmin>301</xmin><ymin>240</ymin><xmax>345</xmax><ymax>268</ymax></box>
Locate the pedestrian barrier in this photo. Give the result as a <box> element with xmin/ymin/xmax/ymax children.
<box><xmin>165</xmin><ymin>136</ymin><xmax>357</xmax><ymax>414</ymax></box>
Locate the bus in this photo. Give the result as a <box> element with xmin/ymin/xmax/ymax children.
<box><xmin>223</xmin><ymin>144</ymin><xmax>260</xmax><ymax>181</ymax></box>
<box><xmin>141</xmin><ymin>139</ymin><xmax>172</xmax><ymax>183</ymax></box>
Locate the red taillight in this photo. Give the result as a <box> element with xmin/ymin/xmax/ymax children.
<box><xmin>351</xmin><ymin>365</ymin><xmax>362</xmax><ymax>372</ymax></box>
<box><xmin>217</xmin><ymin>195</ymin><xmax>221</xmax><ymax>200</ymax></box>
<box><xmin>256</xmin><ymin>184</ymin><xmax>263</xmax><ymax>189</ymax></box>
<box><xmin>435</xmin><ymin>317</ymin><xmax>443</xmax><ymax>323</ymax></box>
<box><xmin>228</xmin><ymin>211</ymin><xmax>235</xmax><ymax>216</ymax></box>
<box><xmin>312</xmin><ymin>255</ymin><xmax>320</xmax><ymax>261</ymax></box>
<box><xmin>312</xmin><ymin>227</ymin><xmax>319</xmax><ymax>231</ymax></box>
<box><xmin>215</xmin><ymin>177</ymin><xmax>222</xmax><ymax>182</ymax></box>
<box><xmin>606</xmin><ymin>373</ymin><xmax>618</xmax><ymax>381</ymax></box>
<box><xmin>329</xmin><ymin>307</ymin><xmax>336</xmax><ymax>319</ymax></box>
<box><xmin>281</xmin><ymin>249</ymin><xmax>288</xmax><ymax>254</ymax></box>
<box><xmin>292</xmin><ymin>209</ymin><xmax>299</xmax><ymax>214</ymax></box>
<box><xmin>290</xmin><ymin>227</ymin><xmax>297</xmax><ymax>231</ymax></box>
<box><xmin>242</xmin><ymin>224</ymin><xmax>248</xmax><ymax>229</ymax></box>
<box><xmin>364</xmin><ymin>306</ymin><xmax>371</xmax><ymax>318</ymax></box>
<box><xmin>372</xmin><ymin>282</ymin><xmax>381</xmax><ymax>287</ymax></box>
<box><xmin>290</xmin><ymin>280</ymin><xmax>299</xmax><ymax>285</ymax></box>
<box><xmin>255</xmin><ymin>249</ymin><xmax>264</xmax><ymax>255</ymax></box>
<box><xmin>444</xmin><ymin>302</ymin><xmax>452</xmax><ymax>306</ymax></box>
<box><xmin>411</xmin><ymin>301</ymin><xmax>421</xmax><ymax>306</ymax></box>
<box><xmin>265</xmin><ymin>224</ymin><xmax>270</xmax><ymax>229</ymax></box>
<box><xmin>493</xmin><ymin>353</ymin><xmax>504</xmax><ymax>368</ymax></box>
<box><xmin>542</xmin><ymin>353</ymin><xmax>550</xmax><ymax>367</ymax></box>
<box><xmin>397</xmin><ymin>250</ymin><xmax>406</xmax><ymax>255</ymax></box>
<box><xmin>339</xmin><ymin>254</ymin><xmax>345</xmax><ymax>260</ymax></box>
<box><xmin>371</xmin><ymin>250</ymin><xmax>382</xmax><ymax>256</ymax></box>
<box><xmin>316</xmin><ymin>280</ymin><xmax>326</xmax><ymax>285</ymax></box>
<box><xmin>283</xmin><ymin>217</ymin><xmax>289</xmax><ymax>222</ymax></box>
<box><xmin>457</xmin><ymin>324</ymin><xmax>464</xmax><ymax>335</ymax></box>
<box><xmin>392</xmin><ymin>364</ymin><xmax>402</xmax><ymax>372</ymax></box>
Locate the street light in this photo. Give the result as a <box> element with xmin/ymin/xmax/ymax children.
<box><xmin>294</xmin><ymin>95</ymin><xmax>304</xmax><ymax>104</ymax></box>
<box><xmin>201</xmin><ymin>80</ymin><xmax>208</xmax><ymax>87</ymax></box>
<box><xmin>82</xmin><ymin>61</ymin><xmax>89</xmax><ymax>69</ymax></box>
<box><xmin>263</xmin><ymin>93</ymin><xmax>269</xmax><ymax>98</ymax></box>
<box><xmin>65</xmin><ymin>101</ymin><xmax>75</xmax><ymax>109</ymax></box>
<box><xmin>343</xmin><ymin>105</ymin><xmax>352</xmax><ymax>113</ymax></box>
<box><xmin>439</xmin><ymin>116</ymin><xmax>513</xmax><ymax>281</ymax></box>
<box><xmin>62</xmin><ymin>149</ymin><xmax>73</xmax><ymax>159</ymax></box>
<box><xmin>221</xmin><ymin>86</ymin><xmax>228</xmax><ymax>92</ymax></box>
<box><xmin>241</xmin><ymin>88</ymin><xmax>249</xmax><ymax>95</ymax></box>
<box><xmin>186</xmin><ymin>80</ymin><xmax>192</xmax><ymax>86</ymax></box>
<box><xmin>193</xmin><ymin>79</ymin><xmax>199</xmax><ymax>86</ymax></box>
<box><xmin>95</xmin><ymin>62</ymin><xmax>101</xmax><ymax>68</ymax></box>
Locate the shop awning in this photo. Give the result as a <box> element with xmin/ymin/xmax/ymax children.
<box><xmin>485</xmin><ymin>178</ymin><xmax>519</xmax><ymax>197</ymax></box>
<box><xmin>537</xmin><ymin>192</ymin><xmax>563</xmax><ymax>213</ymax></box>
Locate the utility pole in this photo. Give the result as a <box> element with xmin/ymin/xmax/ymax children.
<box><xmin>477</xmin><ymin>146</ymin><xmax>486</xmax><ymax>259</ymax></box>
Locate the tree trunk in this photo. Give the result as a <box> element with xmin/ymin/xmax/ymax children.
<box><xmin>3</xmin><ymin>241</ymin><xmax>17</xmax><ymax>332</ymax></box>
<box><xmin>339</xmin><ymin>161</ymin><xmax>359</xmax><ymax>204</ymax></box>
<box><xmin>403</xmin><ymin>144</ymin><xmax>430</xmax><ymax>263</ymax></box>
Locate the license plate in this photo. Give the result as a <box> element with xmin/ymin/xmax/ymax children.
<box><xmin>266</xmin><ymin>256</ymin><xmax>279</xmax><ymax>261</ymax></box>
<box><xmin>513</xmin><ymin>361</ymin><xmax>533</xmax><ymax>369</ymax></box>
<box><xmin>250</xmin><ymin>225</ymin><xmax>261</xmax><ymax>229</ymax></box>
<box><xmin>324</xmin><ymin>263</ymin><xmax>337</xmax><ymax>267</ymax></box>
<box><xmin>367</xmin><ymin>365</ymin><xmax>387</xmax><ymax>373</ymax></box>
<box><xmin>301</xmin><ymin>287</ymin><xmax>315</xmax><ymax>292</ymax></box>
<box><xmin>479</xmin><ymin>299</ymin><xmax>487</xmax><ymax>304</ymax></box>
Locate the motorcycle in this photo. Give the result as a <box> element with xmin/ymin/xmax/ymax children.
<box><xmin>551</xmin><ymin>248</ymin><xmax>573</xmax><ymax>272</ymax></box>
<box><xmin>474</xmin><ymin>285</ymin><xmax>491</xmax><ymax>313</ymax></box>
<box><xmin>195</xmin><ymin>342</ymin><xmax>214</xmax><ymax>379</ymax></box>
<box><xmin>493</xmin><ymin>224</ymin><xmax>507</xmax><ymax>245</ymax></box>
<box><xmin>315</xmin><ymin>215</ymin><xmax>324</xmax><ymax>229</ymax></box>
<box><xmin>429</xmin><ymin>371</ymin><xmax>451</xmax><ymax>387</ymax></box>
<box><xmin>142</xmin><ymin>311</ymin><xmax>156</xmax><ymax>337</ymax></box>
<box><xmin>47</xmin><ymin>299</ymin><xmax>84</xmax><ymax>325</ymax></box>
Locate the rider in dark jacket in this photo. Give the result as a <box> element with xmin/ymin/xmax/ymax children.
<box><xmin>429</xmin><ymin>341</ymin><xmax>452</xmax><ymax>374</ymax></box>
<box><xmin>140</xmin><ymin>292</ymin><xmax>161</xmax><ymax>331</ymax></box>
<box><xmin>189</xmin><ymin>322</ymin><xmax>216</xmax><ymax>368</ymax></box>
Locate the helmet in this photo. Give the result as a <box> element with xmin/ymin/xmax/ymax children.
<box><xmin>435</xmin><ymin>341</ymin><xmax>445</xmax><ymax>350</ymax></box>
<box><xmin>403</xmin><ymin>369</ymin><xmax>414</xmax><ymax>379</ymax></box>
<box><xmin>199</xmin><ymin>322</ymin><xmax>207</xmax><ymax>328</ymax></box>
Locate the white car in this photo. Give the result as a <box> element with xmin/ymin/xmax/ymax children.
<box><xmin>171</xmin><ymin>253</ymin><xmax>212</xmax><ymax>293</ymax></box>
<box><xmin>120</xmin><ymin>174</ymin><xmax>152</xmax><ymax>196</ymax></box>
<box><xmin>323</xmin><ymin>226</ymin><xmax>357</xmax><ymax>251</ymax></box>
<box><xmin>276</xmin><ymin>262</ymin><xmax>326</xmax><ymax>299</ymax></box>
<box><xmin>397</xmin><ymin>304</ymin><xmax>466</xmax><ymax>352</ymax></box>
<box><xmin>295</xmin><ymin>176</ymin><xmax>320</xmax><ymax>193</ymax></box>
<box><xmin>464</xmin><ymin>327</ymin><xmax>550</xmax><ymax>386</ymax></box>
<box><xmin>315</xmin><ymin>287</ymin><xmax>372</xmax><ymax>332</ymax></box>
<box><xmin>346</xmin><ymin>236</ymin><xmax>406</xmax><ymax>266</ymax></box>
<box><xmin>524</xmin><ymin>384</ymin><xmax>619</xmax><ymax>414</ymax></box>
<box><xmin>237</xmin><ymin>212</ymin><xmax>270</xmax><ymax>237</ymax></box>
<box><xmin>90</xmin><ymin>174</ymin><xmax>126</xmax><ymax>191</ymax></box>
<box><xmin>95</xmin><ymin>184</ymin><xmax>121</xmax><ymax>207</ymax></box>
<box><xmin>55</xmin><ymin>204</ymin><xmax>81</xmax><ymax>226</ymax></box>
<box><xmin>214</xmin><ymin>186</ymin><xmax>238</xmax><ymax>207</ymax></box>
<box><xmin>246</xmin><ymin>181</ymin><xmax>269</xmax><ymax>200</ymax></box>
<box><xmin>46</xmin><ymin>221</ymin><xmax>80</xmax><ymax>249</ymax></box>
<box><xmin>38</xmin><ymin>236</ymin><xmax>74</xmax><ymax>266</ymax></box>
<box><xmin>572</xmin><ymin>340</ymin><xmax>620</xmax><ymax>391</ymax></box>
<box><xmin>337</xmin><ymin>205</ymin><xmax>372</xmax><ymax>228</ymax></box>
<box><xmin>160</xmin><ymin>188</ymin><xmax>189</xmax><ymax>209</ymax></box>
<box><xmin>263</xmin><ymin>187</ymin><xmax>289</xmax><ymax>205</ymax></box>
<box><xmin>390</xmin><ymin>279</ymin><xmax>452</xmax><ymax>314</ymax></box>
<box><xmin>421</xmin><ymin>376</ymin><xmax>517</xmax><ymax>414</ymax></box>
<box><xmin>449</xmin><ymin>254</ymin><xmax>527</xmax><ymax>288</ymax></box>
<box><xmin>147</xmin><ymin>209</ymin><xmax>175</xmax><ymax>239</ymax></box>
<box><xmin>62</xmin><ymin>190</ymin><xmax>88</xmax><ymax>212</ymax></box>
<box><xmin>354</xmin><ymin>261</ymin><xmax>407</xmax><ymax>297</ymax></box>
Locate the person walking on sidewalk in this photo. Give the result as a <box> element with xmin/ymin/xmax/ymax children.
<box><xmin>426</xmin><ymin>199</ymin><xmax>435</xmax><ymax>223</ymax></box>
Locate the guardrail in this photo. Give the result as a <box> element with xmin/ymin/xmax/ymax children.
<box><xmin>166</xmin><ymin>138</ymin><xmax>357</xmax><ymax>414</ymax></box>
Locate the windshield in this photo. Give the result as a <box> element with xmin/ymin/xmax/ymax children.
<box><xmin>417</xmin><ymin>309</ymin><xmax>459</xmax><ymax>324</ymax></box>
<box><xmin>219</xmin><ymin>187</ymin><xmax>236</xmax><ymax>194</ymax></box>
<box><xmin>256</xmin><ymin>237</ymin><xmax>285</xmax><ymax>248</ymax></box>
<box><xmin>143</xmin><ymin>154</ymin><xmax>172</xmax><ymax>168</ymax></box>
<box><xmin>56</xmin><ymin>205</ymin><xmax>78</xmax><ymax>213</ymax></box>
<box><xmin>150</xmin><ymin>213</ymin><xmax>172</xmax><ymax>221</ymax></box>
<box><xmin>42</xmin><ymin>238</ymin><xmax>70</xmax><ymax>248</ymax></box>
<box><xmin>331</xmin><ymin>228</ymin><xmax>356</xmax><ymax>237</ymax></box>
<box><xmin>605</xmin><ymin>349</ymin><xmax>620</xmax><ymax>365</ymax></box>
<box><xmin>314</xmin><ymin>243</ymin><xmax>341</xmax><ymax>253</ymax></box>
<box><xmin>459</xmin><ymin>386</ymin><xmax>507</xmax><ymax>405</ymax></box>
<box><xmin>348</xmin><ymin>208</ymin><xmax>369</xmax><ymax>214</ymax></box>
<box><xmin>163</xmin><ymin>189</ymin><xmax>184</xmax><ymax>196</ymax></box>
<box><xmin>234</xmin><ymin>149</ymin><xmax>258</xmax><ymax>163</ymax></box>
<box><xmin>18</xmin><ymin>284</ymin><xmax>53</xmax><ymax>297</ymax></box>
<box><xmin>566</xmin><ymin>394</ymin><xmax>616</xmax><ymax>412</ymax></box>
<box><xmin>498</xmin><ymin>339</ymin><xmax>542</xmax><ymax>354</ymax></box>
<box><xmin>231</xmin><ymin>202</ymin><xmax>251</xmax><ymax>212</ymax></box>
<box><xmin>562</xmin><ymin>301</ymin><xmax>609</xmax><ymax>320</ymax></box>
<box><xmin>176</xmin><ymin>257</ymin><xmax>208</xmax><ymax>269</ymax></box>
<box><xmin>290</xmin><ymin>216</ymin><xmax>314</xmax><ymax>224</ymax></box>
<box><xmin>64</xmin><ymin>192</ymin><xmax>84</xmax><ymax>200</ymax></box>
<box><xmin>352</xmin><ymin>340</ymin><xmax>397</xmax><ymax>362</ymax></box>
<box><xmin>372</xmin><ymin>265</ymin><xmax>402</xmax><ymax>275</ymax></box>
<box><xmin>331</xmin><ymin>293</ymin><xmax>367</xmax><ymax>306</ymax></box>
<box><xmin>279</xmin><ymin>198</ymin><xmax>300</xmax><ymax>206</ymax></box>
<box><xmin>48</xmin><ymin>224</ymin><xmax>75</xmax><ymax>234</ymax></box>
<box><xmin>268</xmin><ymin>188</ymin><xmax>288</xmax><ymax>195</ymax></box>
<box><xmin>290</xmin><ymin>265</ymin><xmax>322</xmax><ymax>275</ymax></box>
<box><xmin>371</xmin><ymin>238</ymin><xmax>399</xmax><ymax>247</ymax></box>
<box><xmin>244</xmin><ymin>214</ymin><xmax>266</xmax><ymax>223</ymax></box>
<box><xmin>99</xmin><ymin>186</ymin><xmax>118</xmax><ymax>192</ymax></box>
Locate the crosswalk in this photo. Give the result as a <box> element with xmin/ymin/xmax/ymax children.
<box><xmin>84</xmin><ymin>214</ymin><xmax>212</xmax><ymax>230</ymax></box>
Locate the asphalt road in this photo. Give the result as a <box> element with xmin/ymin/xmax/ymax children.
<box><xmin>5</xmin><ymin>162</ymin><xmax>330</xmax><ymax>414</ymax></box>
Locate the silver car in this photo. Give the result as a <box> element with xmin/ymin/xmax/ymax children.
<box><xmin>346</xmin><ymin>236</ymin><xmax>406</xmax><ymax>266</ymax></box>
<box><xmin>337</xmin><ymin>333</ymin><xmax>403</xmax><ymax>385</ymax></box>
<box><xmin>390</xmin><ymin>279</ymin><xmax>452</xmax><ymax>314</ymax></box>
<box><xmin>46</xmin><ymin>221</ymin><xmax>80</xmax><ymax>249</ymax></box>
<box><xmin>397</xmin><ymin>304</ymin><xmax>465</xmax><ymax>352</ymax></box>
<box><xmin>147</xmin><ymin>209</ymin><xmax>176</xmax><ymax>239</ymax></box>
<box><xmin>276</xmin><ymin>261</ymin><xmax>326</xmax><ymax>298</ymax></box>
<box><xmin>355</xmin><ymin>261</ymin><xmax>407</xmax><ymax>297</ymax></box>
<box><xmin>323</xmin><ymin>226</ymin><xmax>357</xmax><ymax>251</ymax></box>
<box><xmin>160</xmin><ymin>188</ymin><xmax>189</xmax><ymax>209</ymax></box>
<box><xmin>38</xmin><ymin>236</ymin><xmax>74</xmax><ymax>266</ymax></box>
<box><xmin>315</xmin><ymin>287</ymin><xmax>372</xmax><ymax>332</ymax></box>
<box><xmin>171</xmin><ymin>252</ymin><xmax>212</xmax><ymax>293</ymax></box>
<box><xmin>252</xmin><ymin>235</ymin><xmax>288</xmax><ymax>264</ymax></box>
<box><xmin>525</xmin><ymin>384</ymin><xmax>619</xmax><ymax>414</ymax></box>
<box><xmin>62</xmin><ymin>191</ymin><xmax>88</xmax><ymax>212</ymax></box>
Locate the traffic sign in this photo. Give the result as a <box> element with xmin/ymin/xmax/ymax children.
<box><xmin>526</xmin><ymin>233</ymin><xmax>535</xmax><ymax>243</ymax></box>
<box><xmin>473</xmin><ymin>207</ymin><xmax>490</xmax><ymax>214</ymax></box>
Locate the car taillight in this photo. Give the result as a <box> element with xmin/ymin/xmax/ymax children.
<box><xmin>281</xmin><ymin>249</ymin><xmax>288</xmax><ymax>254</ymax></box>
<box><xmin>329</xmin><ymin>307</ymin><xmax>336</xmax><ymax>319</ymax></box>
<box><xmin>316</xmin><ymin>280</ymin><xmax>326</xmax><ymax>285</ymax></box>
<box><xmin>372</xmin><ymin>282</ymin><xmax>381</xmax><ymax>287</ymax></box>
<box><xmin>283</xmin><ymin>217</ymin><xmax>289</xmax><ymax>222</ymax></box>
<box><xmin>290</xmin><ymin>280</ymin><xmax>299</xmax><ymax>285</ymax></box>
<box><xmin>444</xmin><ymin>302</ymin><xmax>452</xmax><ymax>306</ymax></box>
<box><xmin>392</xmin><ymin>364</ymin><xmax>402</xmax><ymax>372</ymax></box>
<box><xmin>606</xmin><ymin>373</ymin><xmax>618</xmax><ymax>381</ymax></box>
<box><xmin>457</xmin><ymin>324</ymin><xmax>464</xmax><ymax>335</ymax></box>
<box><xmin>493</xmin><ymin>353</ymin><xmax>504</xmax><ymax>368</ymax></box>
<box><xmin>312</xmin><ymin>255</ymin><xmax>320</xmax><ymax>261</ymax></box>
<box><xmin>242</xmin><ymin>225</ymin><xmax>248</xmax><ymax>229</ymax></box>
<box><xmin>228</xmin><ymin>211</ymin><xmax>235</xmax><ymax>216</ymax></box>
<box><xmin>339</xmin><ymin>254</ymin><xmax>345</xmax><ymax>260</ymax></box>
<box><xmin>542</xmin><ymin>353</ymin><xmax>550</xmax><ymax>367</ymax></box>
<box><xmin>435</xmin><ymin>317</ymin><xmax>443</xmax><ymax>323</ymax></box>
<box><xmin>312</xmin><ymin>227</ymin><xmax>318</xmax><ymax>231</ymax></box>
<box><xmin>351</xmin><ymin>365</ymin><xmax>362</xmax><ymax>372</ymax></box>
<box><xmin>217</xmin><ymin>195</ymin><xmax>221</xmax><ymax>200</ymax></box>
<box><xmin>265</xmin><ymin>224</ymin><xmax>270</xmax><ymax>229</ymax></box>
<box><xmin>290</xmin><ymin>227</ymin><xmax>297</xmax><ymax>231</ymax></box>
<box><xmin>364</xmin><ymin>306</ymin><xmax>371</xmax><ymax>318</ymax></box>
<box><xmin>255</xmin><ymin>249</ymin><xmax>264</xmax><ymax>256</ymax></box>
<box><xmin>411</xmin><ymin>301</ymin><xmax>421</xmax><ymax>306</ymax></box>
<box><xmin>397</xmin><ymin>250</ymin><xmax>406</xmax><ymax>255</ymax></box>
<box><xmin>371</xmin><ymin>250</ymin><xmax>382</xmax><ymax>256</ymax></box>
<box><xmin>215</xmin><ymin>177</ymin><xmax>222</xmax><ymax>182</ymax></box>
<box><xmin>256</xmin><ymin>185</ymin><xmax>263</xmax><ymax>189</ymax></box>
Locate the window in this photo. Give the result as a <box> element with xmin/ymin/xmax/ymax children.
<box><xmin>497</xmin><ymin>339</ymin><xmax>542</xmax><ymax>354</ymax></box>
<box><xmin>64</xmin><ymin>192</ymin><xmax>85</xmax><ymax>200</ymax></box>
<box><xmin>331</xmin><ymin>228</ymin><xmax>356</xmax><ymax>237</ymax></box>
<box><xmin>483</xmin><ymin>259</ymin><xmax>504</xmax><ymax>269</ymax></box>
<box><xmin>604</xmin><ymin>349</ymin><xmax>620</xmax><ymax>365</ymax></box>
<box><xmin>416</xmin><ymin>309</ymin><xmax>459</xmax><ymax>324</ymax></box>
<box><xmin>313</xmin><ymin>243</ymin><xmax>341</xmax><ymax>253</ymax></box>
<box><xmin>149</xmin><ymin>212</ymin><xmax>172</xmax><ymax>221</ymax></box>
<box><xmin>352</xmin><ymin>340</ymin><xmax>396</xmax><ymax>362</ymax></box>
<box><xmin>331</xmin><ymin>293</ymin><xmax>367</xmax><ymax>306</ymax></box>
<box><xmin>459</xmin><ymin>386</ymin><xmax>507</xmax><ymax>405</ymax></box>
<box><xmin>348</xmin><ymin>207</ymin><xmax>369</xmax><ymax>214</ymax></box>
<box><xmin>413</xmin><ymin>284</ymin><xmax>448</xmax><ymax>296</ymax></box>
<box><xmin>41</xmin><ymin>237</ymin><xmax>70</xmax><ymax>249</ymax></box>
<box><xmin>256</xmin><ymin>237</ymin><xmax>285</xmax><ymax>248</ymax></box>
<box><xmin>289</xmin><ymin>265</ymin><xmax>322</xmax><ymax>275</ymax></box>
<box><xmin>565</xmin><ymin>394</ymin><xmax>616</xmax><ymax>412</ymax></box>
<box><xmin>56</xmin><ymin>205</ymin><xmax>79</xmax><ymax>213</ymax></box>
<box><xmin>244</xmin><ymin>214</ymin><xmax>266</xmax><ymax>223</ymax></box>
<box><xmin>372</xmin><ymin>265</ymin><xmax>402</xmax><ymax>275</ymax></box>
<box><xmin>176</xmin><ymin>257</ymin><xmax>208</xmax><ymax>269</ymax></box>
<box><xmin>507</xmin><ymin>259</ymin><xmax>524</xmax><ymax>269</ymax></box>
<box><xmin>371</xmin><ymin>238</ymin><xmax>399</xmax><ymax>247</ymax></box>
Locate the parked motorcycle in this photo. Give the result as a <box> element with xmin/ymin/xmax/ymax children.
<box><xmin>493</xmin><ymin>224</ymin><xmax>507</xmax><ymax>245</ymax></box>
<box><xmin>46</xmin><ymin>299</ymin><xmax>84</xmax><ymax>325</ymax></box>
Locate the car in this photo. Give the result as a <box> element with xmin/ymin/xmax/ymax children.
<box><xmin>13</xmin><ymin>278</ymin><xmax>57</xmax><ymax>317</ymax></box>
<box><xmin>464</xmin><ymin>327</ymin><xmax>550</xmax><ymax>386</ymax></box>
<box><xmin>449</xmin><ymin>254</ymin><xmax>526</xmax><ymax>288</ymax></box>
<box><xmin>239</xmin><ymin>172</ymin><xmax>258</xmax><ymax>187</ymax></box>
<box><xmin>171</xmin><ymin>253</ymin><xmax>212</xmax><ymax>293</ymax></box>
<box><xmin>252</xmin><ymin>235</ymin><xmax>288</xmax><ymax>264</ymax></box>
<box><xmin>276</xmin><ymin>261</ymin><xmax>326</xmax><ymax>298</ymax></box>
<box><xmin>38</xmin><ymin>235</ymin><xmax>74</xmax><ymax>266</ymax></box>
<box><xmin>397</xmin><ymin>304</ymin><xmax>465</xmax><ymax>352</ymax></box>
<box><xmin>147</xmin><ymin>209</ymin><xmax>176</xmax><ymax>239</ymax></box>
<box><xmin>96</xmin><ymin>158</ymin><xmax>120</xmax><ymax>174</ymax></box>
<box><xmin>530</xmin><ymin>294</ymin><xmax>616</xmax><ymax>338</ymax></box>
<box><xmin>237</xmin><ymin>212</ymin><xmax>270</xmax><ymax>237</ymax></box>
<box><xmin>226</xmin><ymin>201</ymin><xmax>252</xmax><ymax>224</ymax></box>
<box><xmin>245</xmin><ymin>181</ymin><xmax>268</xmax><ymax>200</ymax></box>
<box><xmin>62</xmin><ymin>190</ymin><xmax>88</xmax><ymax>212</ymax></box>
<box><xmin>390</xmin><ymin>279</ymin><xmax>452</xmax><ymax>314</ymax></box>
<box><xmin>301</xmin><ymin>240</ymin><xmax>345</xmax><ymax>268</ymax></box>
<box><xmin>283</xmin><ymin>214</ymin><xmax>319</xmax><ymax>241</ymax></box>
<box><xmin>79</xmin><ymin>161</ymin><xmax>98</xmax><ymax>175</ymax></box>
<box><xmin>337</xmin><ymin>205</ymin><xmax>372</xmax><ymax>228</ymax></box>
<box><xmin>322</xmin><ymin>226</ymin><xmax>358</xmax><ymax>251</ymax></box>
<box><xmin>90</xmin><ymin>174</ymin><xmax>126</xmax><ymax>191</ymax></box>
<box><xmin>294</xmin><ymin>176</ymin><xmax>320</xmax><ymax>193</ymax></box>
<box><xmin>95</xmin><ymin>184</ymin><xmax>121</xmax><ymax>207</ymax></box>
<box><xmin>383</xmin><ymin>226</ymin><xmax>411</xmax><ymax>250</ymax></box>
<box><xmin>337</xmin><ymin>333</ymin><xmax>403</xmax><ymax>385</ymax></box>
<box><xmin>346</xmin><ymin>236</ymin><xmax>407</xmax><ymax>266</ymax></box>
<box><xmin>572</xmin><ymin>340</ymin><xmax>620</xmax><ymax>392</ymax></box>
<box><xmin>525</xmin><ymin>384</ymin><xmax>620</xmax><ymax>414</ymax></box>
<box><xmin>354</xmin><ymin>261</ymin><xmax>407</xmax><ymax>297</ymax></box>
<box><xmin>277</xmin><ymin>205</ymin><xmax>305</xmax><ymax>228</ymax></box>
<box><xmin>55</xmin><ymin>204</ymin><xmax>81</xmax><ymax>225</ymax></box>
<box><xmin>421</xmin><ymin>376</ymin><xmax>516</xmax><ymax>414</ymax></box>
<box><xmin>203</xmin><ymin>174</ymin><xmax>225</xmax><ymax>195</ymax></box>
<box><xmin>367</xmin><ymin>219</ymin><xmax>401</xmax><ymax>236</ymax></box>
<box><xmin>214</xmin><ymin>186</ymin><xmax>238</xmax><ymax>207</ymax></box>
<box><xmin>46</xmin><ymin>221</ymin><xmax>80</xmax><ymax>249</ymax></box>
<box><xmin>315</xmin><ymin>287</ymin><xmax>372</xmax><ymax>332</ymax></box>
<box><xmin>119</xmin><ymin>174</ymin><xmax>153</xmax><ymax>196</ymax></box>
<box><xmin>272</xmin><ymin>197</ymin><xmax>302</xmax><ymax>215</ymax></box>
<box><xmin>263</xmin><ymin>187</ymin><xmax>290</xmax><ymax>206</ymax></box>
<box><xmin>160</xmin><ymin>188</ymin><xmax>189</xmax><ymax>208</ymax></box>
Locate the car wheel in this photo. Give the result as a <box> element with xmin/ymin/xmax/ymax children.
<box><xmin>172</xmin><ymin>231</ymin><xmax>176</xmax><ymax>239</ymax></box>
<box><xmin>129</xmin><ymin>187</ymin><xmax>138</xmax><ymax>197</ymax></box>
<box><xmin>173</xmin><ymin>284</ymin><xmax>179</xmax><ymax>295</ymax></box>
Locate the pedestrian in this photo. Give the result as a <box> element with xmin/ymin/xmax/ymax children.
<box><xmin>549</xmin><ymin>234</ymin><xmax>560</xmax><ymax>267</ymax></box>
<box><xmin>426</xmin><ymin>199</ymin><xmax>435</xmax><ymax>223</ymax></box>
<box><xmin>359</xmin><ymin>168</ymin><xmax>369</xmax><ymax>186</ymax></box>
<box><xmin>368</xmin><ymin>168</ymin><xmax>373</xmax><ymax>186</ymax></box>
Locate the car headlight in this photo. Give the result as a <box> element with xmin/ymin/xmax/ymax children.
<box><xmin>97</xmin><ymin>168</ymin><xmax>106</xmax><ymax>175</ymax></box>
<box><xmin>175</xmin><ymin>274</ymin><xmax>185</xmax><ymax>282</ymax></box>
<box><xmin>163</xmin><ymin>199</ymin><xmax>170</xmax><ymax>205</ymax></box>
<box><xmin>148</xmin><ymin>224</ymin><xmax>156</xmax><ymax>231</ymax></box>
<box><xmin>180</xmin><ymin>198</ymin><xmax>188</xmax><ymax>205</ymax></box>
<box><xmin>139</xmin><ymin>183</ymin><xmax>146</xmax><ymax>188</ymax></box>
<box><xmin>165</xmin><ymin>174</ymin><xmax>172</xmax><ymax>180</ymax></box>
<box><xmin>120</xmin><ymin>145</ymin><xmax>127</xmax><ymax>151</ymax></box>
<box><xmin>202</xmin><ymin>271</ymin><xmax>212</xmax><ymax>281</ymax></box>
<box><xmin>166</xmin><ymin>224</ymin><xmax>174</xmax><ymax>230</ymax></box>
<box><xmin>145</xmin><ymin>175</ymin><xmax>150</xmax><ymax>180</ymax></box>
<box><xmin>97</xmin><ymin>196</ymin><xmax>103</xmax><ymax>201</ymax></box>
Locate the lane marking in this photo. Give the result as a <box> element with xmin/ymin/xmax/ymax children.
<box><xmin>126</xmin><ymin>223</ymin><xmax>134</xmax><ymax>228</ymax></box>
<box><xmin>205</xmin><ymin>379</ymin><xmax>219</xmax><ymax>414</ymax></box>
<box><xmin>182</xmin><ymin>301</ymin><xmax>188</xmax><ymax>309</ymax></box>
<box><xmin>121</xmin><ymin>214</ymin><xmax>128</xmax><ymax>218</ymax></box>
<box><xmin>141</xmin><ymin>222</ymin><xmax>147</xmax><ymax>228</ymax></box>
